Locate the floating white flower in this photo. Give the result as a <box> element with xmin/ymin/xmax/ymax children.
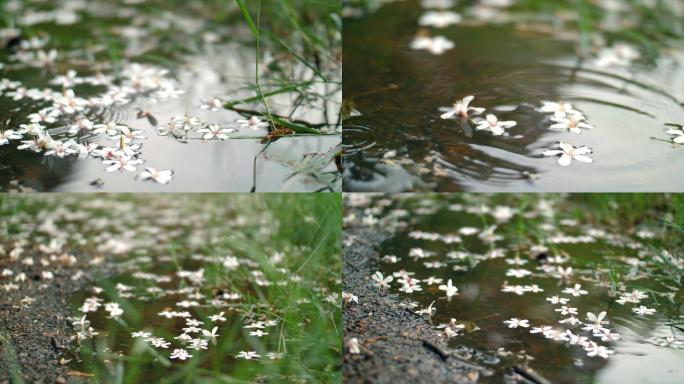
<box><xmin>236</xmin><ymin>116</ymin><xmax>270</xmax><ymax>130</ymax></box>
<box><xmin>438</xmin><ymin>279</ymin><xmax>459</xmax><ymax>297</ymax></box>
<box><xmin>35</xmin><ymin>49</ymin><xmax>58</xmax><ymax>68</ymax></box>
<box><xmin>418</xmin><ymin>11</ymin><xmax>462</xmax><ymax>28</ymax></box>
<box><xmin>410</xmin><ymin>35</ymin><xmax>454</xmax><ymax>55</ymax></box>
<box><xmin>171</xmin><ymin>115</ymin><xmax>203</xmax><ymax>131</ymax></box>
<box><xmin>237</xmin><ymin>351</ymin><xmax>261</xmax><ymax>360</ymax></box>
<box><xmin>584</xmin><ymin>342</ymin><xmax>614</xmax><ymax>359</ymax></box>
<box><xmin>666</xmin><ymin>127</ymin><xmax>684</xmax><ymax>144</ymax></box>
<box><xmin>546</xmin><ymin>295</ymin><xmax>569</xmax><ymax>305</ymax></box>
<box><xmin>440</xmin><ymin>95</ymin><xmax>485</xmax><ymax>119</ymax></box>
<box><xmin>505</xmin><ymin>268</ymin><xmax>531</xmax><ymax>278</ymax></box>
<box><xmin>197</xmin><ymin>124</ymin><xmax>235</xmax><ymax>140</ymax></box>
<box><xmin>549</xmin><ymin>115</ymin><xmax>594</xmax><ymax>134</ymax></box>
<box><xmin>475</xmin><ymin>114</ymin><xmax>517</xmax><ymax>136</ymax></box>
<box><xmin>632</xmin><ymin>305</ymin><xmax>656</xmax><ymax>316</ymax></box>
<box><xmin>138</xmin><ymin>167</ymin><xmax>174</xmax><ymax>184</ymax></box>
<box><xmin>539</xmin><ymin>101</ymin><xmax>583</xmax><ymax>119</ymax></box>
<box><xmin>503</xmin><ymin>317</ymin><xmax>530</xmax><ymax>328</ymax></box>
<box><xmin>28</xmin><ymin>109</ymin><xmax>59</xmax><ymax>124</ymax></box>
<box><xmin>543</xmin><ymin>142</ymin><xmax>593</xmax><ymax>167</ymax></box>
<box><xmin>563</xmin><ymin>284</ymin><xmax>589</xmax><ymax>297</ymax></box>
<box><xmin>596</xmin><ymin>43</ymin><xmax>640</xmax><ymax>67</ymax></box>
<box><xmin>103</xmin><ymin>155</ymin><xmax>143</xmax><ymax>172</ymax></box>
<box><xmin>170</xmin><ymin>348</ymin><xmax>192</xmax><ymax>360</ymax></box>
<box><xmin>555</xmin><ymin>305</ymin><xmax>578</xmax><ymax>316</ymax></box>
<box><xmin>199</xmin><ymin>98</ymin><xmax>223</xmax><ymax>111</ymax></box>
<box><xmin>583</xmin><ymin>311</ymin><xmax>609</xmax><ymax>333</ymax></box>
<box><xmin>0</xmin><ymin>130</ymin><xmax>22</xmax><ymax>145</ymax></box>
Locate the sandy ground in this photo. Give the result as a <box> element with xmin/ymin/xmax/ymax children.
<box><xmin>0</xmin><ymin>251</ymin><xmax>105</xmax><ymax>383</ymax></box>
<box><xmin>343</xmin><ymin>208</ymin><xmax>488</xmax><ymax>384</ymax></box>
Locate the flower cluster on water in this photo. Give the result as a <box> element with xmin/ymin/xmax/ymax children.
<box><xmin>343</xmin><ymin>194</ymin><xmax>684</xmax><ymax>371</ymax></box>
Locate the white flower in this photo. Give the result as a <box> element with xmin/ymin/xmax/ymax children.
<box><xmin>346</xmin><ymin>338</ymin><xmax>361</xmax><ymax>354</ymax></box>
<box><xmin>559</xmin><ymin>316</ymin><xmax>582</xmax><ymax>325</ymax></box>
<box><xmin>563</xmin><ymin>284</ymin><xmax>589</xmax><ymax>297</ymax></box>
<box><xmin>475</xmin><ymin>114</ymin><xmax>517</xmax><ymax>136</ymax></box>
<box><xmin>632</xmin><ymin>305</ymin><xmax>656</xmax><ymax>316</ymax></box>
<box><xmin>237</xmin><ymin>351</ymin><xmax>260</xmax><ymax>359</ymax></box>
<box><xmin>438</xmin><ymin>279</ymin><xmax>459</xmax><ymax>297</ymax></box>
<box><xmin>6</xmin><ymin>87</ymin><xmax>28</xmax><ymax>100</ymax></box>
<box><xmin>209</xmin><ymin>312</ymin><xmax>226</xmax><ymax>322</ymax></box>
<box><xmin>44</xmin><ymin>140</ymin><xmax>78</xmax><ymax>158</ymax></box>
<box><xmin>415</xmin><ymin>301</ymin><xmax>436</xmax><ymax>316</ymax></box>
<box><xmin>538</xmin><ymin>101</ymin><xmax>583</xmax><ymax>119</ymax></box>
<box><xmin>410</xmin><ymin>35</ymin><xmax>454</xmax><ymax>55</ymax></box>
<box><xmin>503</xmin><ymin>317</ymin><xmax>530</xmax><ymax>328</ymax></box>
<box><xmin>440</xmin><ymin>96</ymin><xmax>485</xmax><ymax>119</ymax></box>
<box><xmin>594</xmin><ymin>328</ymin><xmax>621</xmax><ymax>342</ymax></box>
<box><xmin>565</xmin><ymin>330</ymin><xmax>589</xmax><ymax>345</ymax></box>
<box><xmin>596</xmin><ymin>43</ymin><xmax>640</xmax><ymax>67</ymax></box>
<box><xmin>583</xmin><ymin>311</ymin><xmax>609</xmax><ymax>333</ymax></box>
<box><xmin>543</xmin><ymin>142</ymin><xmax>593</xmax><ymax>167</ymax></box>
<box><xmin>170</xmin><ymin>348</ymin><xmax>192</xmax><ymax>360</ymax></box>
<box><xmin>342</xmin><ymin>291</ymin><xmax>359</xmax><ymax>306</ymax></box>
<box><xmin>68</xmin><ymin>117</ymin><xmax>94</xmax><ymax>135</ymax></box>
<box><xmin>666</xmin><ymin>127</ymin><xmax>684</xmax><ymax>144</ymax></box>
<box><xmin>549</xmin><ymin>115</ymin><xmax>594</xmax><ymax>134</ymax></box>
<box><xmin>505</xmin><ymin>268</ymin><xmax>531</xmax><ymax>278</ymax></box>
<box><xmin>555</xmin><ymin>305</ymin><xmax>578</xmax><ymax>316</ymax></box>
<box><xmin>103</xmin><ymin>155</ymin><xmax>143</xmax><ymax>172</ymax></box>
<box><xmin>138</xmin><ymin>167</ymin><xmax>174</xmax><ymax>184</ymax></box>
<box><xmin>236</xmin><ymin>116</ymin><xmax>269</xmax><ymax>130</ymax></box>
<box><xmin>28</xmin><ymin>109</ymin><xmax>59</xmax><ymax>124</ymax></box>
<box><xmin>584</xmin><ymin>343</ymin><xmax>614</xmax><ymax>358</ymax></box>
<box><xmin>131</xmin><ymin>331</ymin><xmax>151</xmax><ymax>339</ymax></box>
<box><xmin>371</xmin><ymin>271</ymin><xmax>393</xmax><ymax>289</ymax></box>
<box><xmin>104</xmin><ymin>302</ymin><xmax>123</xmax><ymax>318</ymax></box>
<box><xmin>0</xmin><ymin>130</ymin><xmax>22</xmax><ymax>145</ymax></box>
<box><xmin>249</xmin><ymin>330</ymin><xmax>268</xmax><ymax>337</ymax></box>
<box><xmin>530</xmin><ymin>325</ymin><xmax>553</xmax><ymax>334</ymax></box>
<box><xmin>53</xmin><ymin>89</ymin><xmax>87</xmax><ymax>114</ymax></box>
<box><xmin>171</xmin><ymin>115</ymin><xmax>202</xmax><ymax>131</ymax></box>
<box><xmin>546</xmin><ymin>295</ymin><xmax>569</xmax><ymax>305</ymax></box>
<box><xmin>437</xmin><ymin>318</ymin><xmax>465</xmax><ymax>338</ymax></box>
<box><xmin>616</xmin><ymin>289</ymin><xmax>648</xmax><ymax>305</ymax></box>
<box><xmin>35</xmin><ymin>49</ymin><xmax>58</xmax><ymax>68</ymax></box>
<box><xmin>199</xmin><ymin>98</ymin><xmax>223</xmax><ymax>111</ymax></box>
<box><xmin>197</xmin><ymin>124</ymin><xmax>234</xmax><ymax>140</ymax></box>
<box><xmin>418</xmin><ymin>11</ymin><xmax>462</xmax><ymax>28</ymax></box>
<box><xmin>202</xmin><ymin>327</ymin><xmax>219</xmax><ymax>342</ymax></box>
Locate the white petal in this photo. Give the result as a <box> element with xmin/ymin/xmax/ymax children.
<box><xmin>543</xmin><ymin>150</ymin><xmax>563</xmax><ymax>157</ymax></box>
<box><xmin>549</xmin><ymin>123</ymin><xmax>567</xmax><ymax>130</ymax></box>
<box><xmin>558</xmin><ymin>154</ymin><xmax>572</xmax><ymax>166</ymax></box>
<box><xmin>440</xmin><ymin>110</ymin><xmax>456</xmax><ymax>119</ymax></box>
<box><xmin>574</xmin><ymin>155</ymin><xmax>593</xmax><ymax>163</ymax></box>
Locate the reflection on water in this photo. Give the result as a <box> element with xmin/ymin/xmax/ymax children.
<box><xmin>0</xmin><ymin>0</ymin><xmax>341</xmax><ymax>192</ymax></box>
<box><xmin>342</xmin><ymin>0</ymin><xmax>684</xmax><ymax>192</ymax></box>
<box><xmin>348</xmin><ymin>194</ymin><xmax>684</xmax><ymax>384</ymax></box>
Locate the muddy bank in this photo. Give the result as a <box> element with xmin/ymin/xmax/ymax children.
<box><xmin>0</xmin><ymin>252</ymin><xmax>109</xmax><ymax>383</ymax></box>
<box><xmin>343</xmin><ymin>209</ymin><xmax>487</xmax><ymax>384</ymax></box>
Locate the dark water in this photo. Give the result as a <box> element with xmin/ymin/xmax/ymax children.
<box><xmin>342</xmin><ymin>0</ymin><xmax>684</xmax><ymax>192</ymax></box>
<box><xmin>358</xmin><ymin>194</ymin><xmax>684</xmax><ymax>384</ymax></box>
<box><xmin>0</xmin><ymin>0</ymin><xmax>341</xmax><ymax>192</ymax></box>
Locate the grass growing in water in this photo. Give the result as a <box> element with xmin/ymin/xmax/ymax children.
<box><xmin>0</xmin><ymin>194</ymin><xmax>341</xmax><ymax>383</ymax></box>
